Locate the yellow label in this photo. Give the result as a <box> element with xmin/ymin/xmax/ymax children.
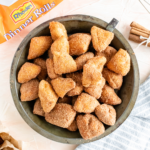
<box><xmin>10</xmin><ymin>1</ymin><xmax>35</xmax><ymax>24</ymax></box>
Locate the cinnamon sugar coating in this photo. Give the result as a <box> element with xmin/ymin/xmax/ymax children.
<box><xmin>18</xmin><ymin>62</ymin><xmax>41</xmax><ymax>83</ymax></box>
<box><xmin>51</xmin><ymin>77</ymin><xmax>76</xmax><ymax>98</ymax></box>
<box><xmin>39</xmin><ymin>80</ymin><xmax>58</xmax><ymax>113</ymax></box>
<box><xmin>49</xmin><ymin>21</ymin><xmax>68</xmax><ymax>41</ymax></box>
<box><xmin>82</xmin><ymin>56</ymin><xmax>106</xmax><ymax>87</ymax></box>
<box><xmin>99</xmin><ymin>84</ymin><xmax>122</xmax><ymax>105</ymax></box>
<box><xmin>51</xmin><ymin>36</ymin><xmax>69</xmax><ymax>54</ymax></box>
<box><xmin>28</xmin><ymin>36</ymin><xmax>52</xmax><ymax>60</ymax></box>
<box><xmin>102</xmin><ymin>68</ymin><xmax>123</xmax><ymax>89</ymax></box>
<box><xmin>73</xmin><ymin>93</ymin><xmax>99</xmax><ymax>113</ymax></box>
<box><xmin>67</xmin><ymin>120</ymin><xmax>78</xmax><ymax>131</ymax></box>
<box><xmin>107</xmin><ymin>49</ymin><xmax>130</xmax><ymax>76</ymax></box>
<box><xmin>95</xmin><ymin>104</ymin><xmax>116</xmax><ymax>126</ymax></box>
<box><xmin>45</xmin><ymin>103</ymin><xmax>76</xmax><ymax>128</ymax></box>
<box><xmin>84</xmin><ymin>77</ymin><xmax>105</xmax><ymax>99</ymax></box>
<box><xmin>77</xmin><ymin>114</ymin><xmax>105</xmax><ymax>140</ymax></box>
<box><xmin>34</xmin><ymin>58</ymin><xmax>47</xmax><ymax>81</ymax></box>
<box><xmin>18</xmin><ymin>21</ymin><xmax>132</xmax><ymax>140</ymax></box>
<box><xmin>46</xmin><ymin>58</ymin><xmax>60</xmax><ymax>79</ymax></box>
<box><xmin>66</xmin><ymin>72</ymin><xmax>83</xmax><ymax>96</ymax></box>
<box><xmin>20</xmin><ymin>79</ymin><xmax>39</xmax><ymax>101</ymax></box>
<box><xmin>53</xmin><ymin>52</ymin><xmax>77</xmax><ymax>75</ymax></box>
<box><xmin>51</xmin><ymin>37</ymin><xmax>77</xmax><ymax>75</ymax></box>
<box><xmin>75</xmin><ymin>52</ymin><xmax>94</xmax><ymax>70</ymax></box>
<box><xmin>95</xmin><ymin>46</ymin><xmax>117</xmax><ymax>65</ymax></box>
<box><xmin>33</xmin><ymin>99</ymin><xmax>45</xmax><ymax>116</ymax></box>
<box><xmin>91</xmin><ymin>26</ymin><xmax>114</xmax><ymax>52</ymax></box>
<box><xmin>69</xmin><ymin>33</ymin><xmax>91</xmax><ymax>56</ymax></box>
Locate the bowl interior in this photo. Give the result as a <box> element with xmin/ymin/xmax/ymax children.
<box><xmin>11</xmin><ymin>16</ymin><xmax>138</xmax><ymax>144</ymax></box>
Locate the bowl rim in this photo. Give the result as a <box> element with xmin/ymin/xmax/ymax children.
<box><xmin>10</xmin><ymin>14</ymin><xmax>139</xmax><ymax>144</ymax></box>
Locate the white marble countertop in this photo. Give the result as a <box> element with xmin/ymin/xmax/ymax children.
<box><xmin>0</xmin><ymin>0</ymin><xmax>150</xmax><ymax>149</ymax></box>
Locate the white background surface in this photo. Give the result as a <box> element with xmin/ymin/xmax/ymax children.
<box><xmin>0</xmin><ymin>0</ymin><xmax>150</xmax><ymax>150</ymax></box>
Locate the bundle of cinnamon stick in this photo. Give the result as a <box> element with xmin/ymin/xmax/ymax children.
<box><xmin>129</xmin><ymin>21</ymin><xmax>150</xmax><ymax>47</ymax></box>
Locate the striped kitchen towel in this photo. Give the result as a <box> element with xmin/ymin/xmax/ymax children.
<box><xmin>76</xmin><ymin>76</ymin><xmax>150</xmax><ymax>150</ymax></box>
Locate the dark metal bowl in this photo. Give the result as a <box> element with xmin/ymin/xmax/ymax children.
<box><xmin>10</xmin><ymin>15</ymin><xmax>139</xmax><ymax>144</ymax></box>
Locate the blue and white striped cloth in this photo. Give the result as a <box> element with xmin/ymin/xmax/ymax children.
<box><xmin>76</xmin><ymin>76</ymin><xmax>150</xmax><ymax>150</ymax></box>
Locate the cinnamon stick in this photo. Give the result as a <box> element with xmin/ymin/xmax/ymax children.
<box><xmin>132</xmin><ymin>27</ymin><xmax>150</xmax><ymax>35</ymax></box>
<box><xmin>130</xmin><ymin>21</ymin><xmax>150</xmax><ymax>34</ymax></box>
<box><xmin>130</xmin><ymin>28</ymin><xmax>149</xmax><ymax>38</ymax></box>
<box><xmin>129</xmin><ymin>33</ymin><xmax>150</xmax><ymax>47</ymax></box>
